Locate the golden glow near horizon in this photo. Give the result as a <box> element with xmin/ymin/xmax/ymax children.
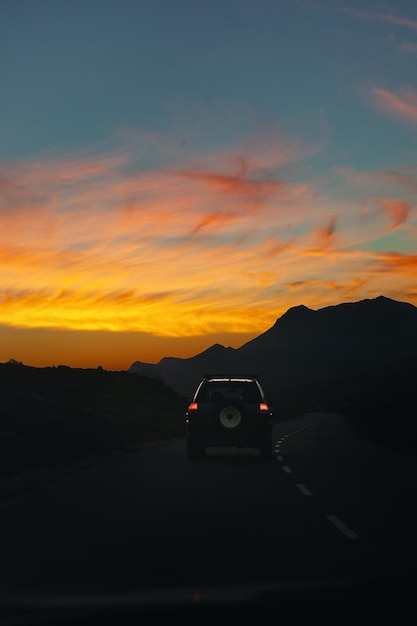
<box><xmin>1</xmin><ymin>130</ymin><xmax>416</xmax><ymax>366</ymax></box>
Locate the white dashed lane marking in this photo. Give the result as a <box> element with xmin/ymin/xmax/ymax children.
<box><xmin>326</xmin><ymin>515</ymin><xmax>360</xmax><ymax>539</ymax></box>
<box><xmin>274</xmin><ymin>415</ymin><xmax>360</xmax><ymax>540</ymax></box>
<box><xmin>296</xmin><ymin>483</ymin><xmax>313</xmax><ymax>496</ymax></box>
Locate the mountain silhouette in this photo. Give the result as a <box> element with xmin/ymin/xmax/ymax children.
<box><xmin>128</xmin><ymin>296</ymin><xmax>417</xmax><ymax>401</ymax></box>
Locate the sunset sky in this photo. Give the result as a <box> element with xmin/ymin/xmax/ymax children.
<box><xmin>1</xmin><ymin>0</ymin><xmax>417</xmax><ymax>370</ymax></box>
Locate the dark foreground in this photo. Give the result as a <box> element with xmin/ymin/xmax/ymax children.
<box><xmin>1</xmin><ymin>412</ymin><xmax>416</xmax><ymax>622</ymax></box>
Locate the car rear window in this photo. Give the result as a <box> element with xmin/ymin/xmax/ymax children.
<box><xmin>197</xmin><ymin>381</ymin><xmax>262</xmax><ymax>403</ymax></box>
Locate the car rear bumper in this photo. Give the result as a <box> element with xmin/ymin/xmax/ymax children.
<box><xmin>186</xmin><ymin>418</ymin><xmax>272</xmax><ymax>449</ymax></box>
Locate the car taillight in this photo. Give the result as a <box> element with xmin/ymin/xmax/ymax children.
<box><xmin>259</xmin><ymin>402</ymin><xmax>269</xmax><ymax>411</ymax></box>
<box><xmin>188</xmin><ymin>402</ymin><xmax>198</xmax><ymax>411</ymax></box>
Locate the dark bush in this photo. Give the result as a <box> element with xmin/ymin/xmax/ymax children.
<box><xmin>0</xmin><ymin>363</ymin><xmax>185</xmax><ymax>476</ymax></box>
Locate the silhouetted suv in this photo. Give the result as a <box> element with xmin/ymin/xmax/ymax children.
<box><xmin>185</xmin><ymin>375</ymin><xmax>273</xmax><ymax>461</ymax></box>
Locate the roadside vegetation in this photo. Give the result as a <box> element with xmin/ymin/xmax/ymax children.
<box><xmin>0</xmin><ymin>362</ymin><xmax>187</xmax><ymax>496</ymax></box>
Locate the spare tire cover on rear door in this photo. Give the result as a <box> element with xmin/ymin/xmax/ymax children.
<box><xmin>219</xmin><ymin>404</ymin><xmax>242</xmax><ymax>429</ymax></box>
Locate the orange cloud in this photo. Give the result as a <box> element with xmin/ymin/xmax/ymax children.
<box><xmin>314</xmin><ymin>216</ymin><xmax>338</xmax><ymax>248</ymax></box>
<box><xmin>188</xmin><ymin>210</ymin><xmax>237</xmax><ymax>236</ymax></box>
<box><xmin>1</xmin><ymin>132</ymin><xmax>416</xmax><ymax>349</ymax></box>
<box><xmin>257</xmin><ymin>238</ymin><xmax>295</xmax><ymax>261</ymax></box>
<box><xmin>375</xmin><ymin>251</ymin><xmax>417</xmax><ymax>272</ymax></box>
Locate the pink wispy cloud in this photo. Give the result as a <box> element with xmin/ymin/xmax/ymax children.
<box><xmin>346</xmin><ymin>9</ymin><xmax>417</xmax><ymax>32</ymax></box>
<box><xmin>164</xmin><ymin>166</ymin><xmax>282</xmax><ymax>199</ymax></box>
<box><xmin>377</xmin><ymin>198</ymin><xmax>410</xmax><ymax>230</ymax></box>
<box><xmin>370</xmin><ymin>85</ymin><xmax>417</xmax><ymax>123</ymax></box>
<box><xmin>400</xmin><ymin>41</ymin><xmax>417</xmax><ymax>54</ymax></box>
<box><xmin>334</xmin><ymin>166</ymin><xmax>417</xmax><ymax>199</ymax></box>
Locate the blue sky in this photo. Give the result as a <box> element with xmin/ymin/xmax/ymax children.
<box><xmin>3</xmin><ymin>0</ymin><xmax>416</xmax><ymax>164</ymax></box>
<box><xmin>1</xmin><ymin>0</ymin><xmax>417</xmax><ymax>368</ymax></box>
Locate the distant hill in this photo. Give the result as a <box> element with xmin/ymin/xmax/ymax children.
<box><xmin>128</xmin><ymin>296</ymin><xmax>417</xmax><ymax>403</ymax></box>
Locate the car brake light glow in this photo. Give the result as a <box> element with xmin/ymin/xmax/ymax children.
<box><xmin>188</xmin><ymin>402</ymin><xmax>198</xmax><ymax>411</ymax></box>
<box><xmin>259</xmin><ymin>402</ymin><xmax>269</xmax><ymax>411</ymax></box>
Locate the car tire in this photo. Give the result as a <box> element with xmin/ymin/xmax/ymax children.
<box><xmin>259</xmin><ymin>437</ymin><xmax>273</xmax><ymax>462</ymax></box>
<box><xmin>187</xmin><ymin>436</ymin><xmax>205</xmax><ymax>461</ymax></box>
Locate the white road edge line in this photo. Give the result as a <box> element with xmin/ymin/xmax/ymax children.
<box><xmin>326</xmin><ymin>515</ymin><xmax>360</xmax><ymax>539</ymax></box>
<box><xmin>296</xmin><ymin>483</ymin><xmax>313</xmax><ymax>496</ymax></box>
<box><xmin>276</xmin><ymin>455</ymin><xmax>283</xmax><ymax>462</ymax></box>
<box><xmin>282</xmin><ymin>465</ymin><xmax>292</xmax><ymax>473</ymax></box>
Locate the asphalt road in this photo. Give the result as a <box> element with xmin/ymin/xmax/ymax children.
<box><xmin>1</xmin><ymin>412</ymin><xmax>416</xmax><ymax>609</ymax></box>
